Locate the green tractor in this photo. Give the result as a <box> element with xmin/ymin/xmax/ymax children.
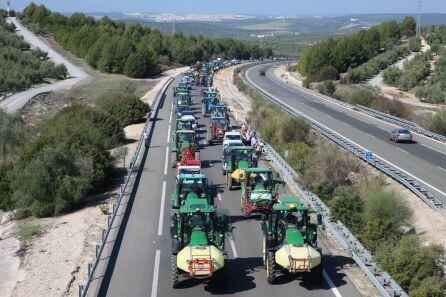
<box><xmin>176</xmin><ymin>117</ymin><xmax>194</xmax><ymax>131</ymax></box>
<box><xmin>170</xmin><ymin>197</ymin><xmax>231</xmax><ymax>288</ymax></box>
<box><xmin>174</xmin><ymin>83</ymin><xmax>189</xmax><ymax>97</ymax></box>
<box><xmin>222</xmin><ymin>146</ymin><xmax>258</xmax><ymax>190</ymax></box>
<box><xmin>232</xmin><ymin>167</ymin><xmax>284</xmax><ymax>217</ymax></box>
<box><xmin>171</xmin><ymin>173</ymin><xmax>213</xmax><ymax>211</ymax></box>
<box><xmin>262</xmin><ymin>196</ymin><xmax>323</xmax><ymax>284</ymax></box>
<box><xmin>176</xmin><ymin>92</ymin><xmax>191</xmax><ymax>106</ymax></box>
<box><xmin>171</xmin><ymin>130</ymin><xmax>200</xmax><ymax>168</ymax></box>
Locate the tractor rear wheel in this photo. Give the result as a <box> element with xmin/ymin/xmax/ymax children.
<box><xmin>170</xmin><ymin>151</ymin><xmax>177</xmax><ymax>168</ymax></box>
<box><xmin>171</xmin><ymin>254</ymin><xmax>180</xmax><ymax>288</ymax></box>
<box><xmin>266</xmin><ymin>251</ymin><xmax>277</xmax><ymax>284</ymax></box>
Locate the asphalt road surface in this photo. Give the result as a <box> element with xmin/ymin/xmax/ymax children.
<box><xmin>245</xmin><ymin>63</ymin><xmax>446</xmax><ymax>206</ymax></box>
<box><xmin>0</xmin><ymin>17</ymin><xmax>89</xmax><ymax>113</ymax></box>
<box><xmin>97</xmin><ymin>76</ymin><xmax>362</xmax><ymax>297</ymax></box>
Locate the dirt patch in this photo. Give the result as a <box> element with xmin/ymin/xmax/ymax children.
<box><xmin>273</xmin><ymin>64</ymin><xmax>303</xmax><ymax>87</ymax></box>
<box><xmin>214</xmin><ymin>65</ymin><xmax>252</xmax><ymax>122</ymax></box>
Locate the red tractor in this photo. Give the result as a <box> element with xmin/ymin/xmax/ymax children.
<box><xmin>207</xmin><ymin>117</ymin><xmax>228</xmax><ymax>145</ymax></box>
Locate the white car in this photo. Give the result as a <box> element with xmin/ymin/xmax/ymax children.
<box><xmin>223</xmin><ymin>131</ymin><xmax>242</xmax><ymax>148</ymax></box>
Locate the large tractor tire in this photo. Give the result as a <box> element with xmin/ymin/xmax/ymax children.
<box><xmin>266</xmin><ymin>251</ymin><xmax>277</xmax><ymax>284</ymax></box>
<box><xmin>171</xmin><ymin>151</ymin><xmax>178</xmax><ymax>168</ymax></box>
<box><xmin>171</xmin><ymin>254</ymin><xmax>180</xmax><ymax>288</ymax></box>
<box><xmin>262</xmin><ymin>235</ymin><xmax>267</xmax><ymax>269</ymax></box>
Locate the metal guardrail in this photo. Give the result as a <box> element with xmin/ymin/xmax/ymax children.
<box><xmin>241</xmin><ymin>65</ymin><xmax>446</xmax><ymax>213</ymax></box>
<box><xmin>78</xmin><ymin>77</ymin><xmax>174</xmax><ymax>297</ymax></box>
<box><xmin>263</xmin><ymin>143</ymin><xmax>408</xmax><ymax>297</ymax></box>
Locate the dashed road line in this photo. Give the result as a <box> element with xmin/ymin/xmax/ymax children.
<box><xmin>164</xmin><ymin>147</ymin><xmax>169</xmax><ymax>175</ymax></box>
<box><xmin>166</xmin><ymin>124</ymin><xmax>171</xmax><ymax>144</ymax></box>
<box><xmin>229</xmin><ymin>238</ymin><xmax>238</xmax><ymax>258</ymax></box>
<box><xmin>150</xmin><ymin>250</ymin><xmax>161</xmax><ymax>297</ymax></box>
<box><xmin>157</xmin><ymin>181</ymin><xmax>167</xmax><ymax>236</ymax></box>
<box><xmin>323</xmin><ymin>269</ymin><xmax>343</xmax><ymax>297</ymax></box>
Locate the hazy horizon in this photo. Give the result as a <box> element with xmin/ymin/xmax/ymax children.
<box><xmin>6</xmin><ymin>0</ymin><xmax>446</xmax><ymax>15</ymax></box>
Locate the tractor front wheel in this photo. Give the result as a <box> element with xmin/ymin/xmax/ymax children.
<box><xmin>266</xmin><ymin>251</ymin><xmax>277</xmax><ymax>284</ymax></box>
<box><xmin>171</xmin><ymin>254</ymin><xmax>180</xmax><ymax>288</ymax></box>
<box><xmin>170</xmin><ymin>151</ymin><xmax>178</xmax><ymax>168</ymax></box>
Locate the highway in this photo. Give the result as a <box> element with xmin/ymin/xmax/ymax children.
<box><xmin>0</xmin><ymin>17</ymin><xmax>90</xmax><ymax>113</ymax></box>
<box><xmin>245</xmin><ymin>63</ymin><xmax>446</xmax><ymax>206</ymax></box>
<box><xmin>97</xmin><ymin>76</ymin><xmax>362</xmax><ymax>297</ymax></box>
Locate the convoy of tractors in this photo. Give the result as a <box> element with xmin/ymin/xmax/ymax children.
<box><xmin>169</xmin><ymin>60</ymin><xmax>323</xmax><ymax>289</ymax></box>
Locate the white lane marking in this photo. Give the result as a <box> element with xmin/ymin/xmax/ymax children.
<box><xmin>396</xmin><ymin>147</ymin><xmax>409</xmax><ymax>154</ymax></box>
<box><xmin>420</xmin><ymin>143</ymin><xmax>446</xmax><ymax>155</ymax></box>
<box><xmin>310</xmin><ymin>107</ymin><xmax>317</xmax><ymax>111</ymax></box>
<box><xmin>158</xmin><ymin>181</ymin><xmax>167</xmax><ymax>236</ymax></box>
<box><xmin>323</xmin><ymin>269</ymin><xmax>343</xmax><ymax>297</ymax></box>
<box><xmin>367</xmin><ymin>133</ymin><xmax>376</xmax><ymax>139</ymax></box>
<box><xmin>169</xmin><ymin>109</ymin><xmax>173</xmax><ymax>124</ymax></box>
<box><xmin>163</xmin><ymin>147</ymin><xmax>169</xmax><ymax>175</ymax></box>
<box><xmin>342</xmin><ymin>122</ymin><xmax>349</xmax><ymax>126</ymax></box>
<box><xmin>166</xmin><ymin>124</ymin><xmax>171</xmax><ymax>144</ymax></box>
<box><xmin>229</xmin><ymin>238</ymin><xmax>238</xmax><ymax>258</ymax></box>
<box><xmin>217</xmin><ymin>193</ymin><xmax>222</xmax><ymax>201</ymax></box>
<box><xmin>438</xmin><ymin>166</ymin><xmax>446</xmax><ymax>173</ymax></box>
<box><xmin>150</xmin><ymin>250</ymin><xmax>161</xmax><ymax>297</ymax></box>
<box><xmin>245</xmin><ymin>68</ymin><xmax>446</xmax><ymax>199</ymax></box>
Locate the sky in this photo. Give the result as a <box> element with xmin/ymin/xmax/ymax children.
<box><xmin>7</xmin><ymin>0</ymin><xmax>446</xmax><ymax>15</ymax></box>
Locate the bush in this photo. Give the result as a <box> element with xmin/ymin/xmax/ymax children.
<box><xmin>281</xmin><ymin>142</ymin><xmax>311</xmax><ymax>172</ymax></box>
<box><xmin>361</xmin><ymin>188</ymin><xmax>412</xmax><ymax>251</ymax></box>
<box><xmin>427</xmin><ymin>111</ymin><xmax>446</xmax><ymax>136</ymax></box>
<box><xmin>370</xmin><ymin>97</ymin><xmax>414</xmax><ymax>120</ymax></box>
<box><xmin>334</xmin><ymin>85</ymin><xmax>379</xmax><ymax>106</ymax></box>
<box><xmin>0</xmin><ymin>109</ymin><xmax>29</xmax><ymax>164</ymax></box>
<box><xmin>330</xmin><ymin>186</ymin><xmax>364</xmax><ymax>234</ymax></box>
<box><xmin>302</xmin><ymin>142</ymin><xmax>359</xmax><ymax>193</ymax></box>
<box><xmin>382</xmin><ymin>66</ymin><xmax>402</xmax><ymax>85</ymax></box>
<box><xmin>317</xmin><ymin>66</ymin><xmax>339</xmax><ymax>81</ymax></box>
<box><xmin>0</xmin><ymin>164</ymin><xmax>13</xmax><ymax>210</ymax></box>
<box><xmin>409</xmin><ymin>276</ymin><xmax>446</xmax><ymax>297</ymax></box>
<box><xmin>408</xmin><ymin>37</ymin><xmax>422</xmax><ymax>52</ymax></box>
<box><xmin>317</xmin><ymin>80</ymin><xmax>336</xmax><ymax>96</ymax></box>
<box><xmin>375</xmin><ymin>235</ymin><xmax>445</xmax><ymax>292</ymax></box>
<box><xmin>97</xmin><ymin>93</ymin><xmax>150</xmax><ymax>127</ymax></box>
<box><xmin>12</xmin><ymin>143</ymin><xmax>94</xmax><ymax>217</ymax></box>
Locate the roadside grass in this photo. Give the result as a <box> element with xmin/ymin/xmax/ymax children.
<box><xmin>17</xmin><ymin>222</ymin><xmax>48</xmax><ymax>249</ymax></box>
<box><xmin>69</xmin><ymin>76</ymin><xmax>157</xmax><ymax>103</ymax></box>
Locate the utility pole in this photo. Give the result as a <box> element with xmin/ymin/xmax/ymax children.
<box><xmin>416</xmin><ymin>0</ymin><xmax>422</xmax><ymax>37</ymax></box>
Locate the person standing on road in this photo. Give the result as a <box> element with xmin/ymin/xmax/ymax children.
<box><xmin>256</xmin><ymin>139</ymin><xmax>264</xmax><ymax>159</ymax></box>
<box><xmin>250</xmin><ymin>132</ymin><xmax>258</xmax><ymax>147</ymax></box>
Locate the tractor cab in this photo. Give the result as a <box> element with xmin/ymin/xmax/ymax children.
<box><xmin>210</xmin><ymin>105</ymin><xmax>229</xmax><ymax>120</ymax></box>
<box><xmin>171</xmin><ymin>130</ymin><xmax>200</xmax><ymax>168</ymax></box>
<box><xmin>222</xmin><ymin>146</ymin><xmax>257</xmax><ymax>177</ymax></box>
<box><xmin>207</xmin><ymin>117</ymin><xmax>228</xmax><ymax>145</ymax></box>
<box><xmin>176</xmin><ymin>105</ymin><xmax>191</xmax><ymax>117</ymax></box>
<box><xmin>170</xmin><ymin>195</ymin><xmax>230</xmax><ymax>288</ymax></box>
<box><xmin>179</xmin><ymin>114</ymin><xmax>197</xmax><ymax>130</ymax></box>
<box><xmin>176</xmin><ymin>92</ymin><xmax>191</xmax><ymax>106</ymax></box>
<box><xmin>174</xmin><ymin>85</ymin><xmax>189</xmax><ymax>97</ymax></box>
<box><xmin>234</xmin><ymin>167</ymin><xmax>283</xmax><ymax>217</ymax></box>
<box><xmin>262</xmin><ymin>196</ymin><xmax>323</xmax><ymax>284</ymax></box>
<box><xmin>176</xmin><ymin>118</ymin><xmax>193</xmax><ymax>131</ymax></box>
<box><xmin>202</xmin><ymin>96</ymin><xmax>220</xmax><ymax>117</ymax></box>
<box><xmin>174</xmin><ymin>174</ymin><xmax>212</xmax><ymax>208</ymax></box>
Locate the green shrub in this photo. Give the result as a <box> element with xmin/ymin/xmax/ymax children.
<box><xmin>0</xmin><ymin>164</ymin><xmax>13</xmax><ymax>210</ymax></box>
<box><xmin>0</xmin><ymin>109</ymin><xmax>29</xmax><ymax>164</ymax></box>
<box><xmin>317</xmin><ymin>80</ymin><xmax>336</xmax><ymax>96</ymax></box>
<box><xmin>281</xmin><ymin>142</ymin><xmax>311</xmax><ymax>172</ymax></box>
<box><xmin>334</xmin><ymin>85</ymin><xmax>378</xmax><ymax>106</ymax></box>
<box><xmin>330</xmin><ymin>186</ymin><xmax>364</xmax><ymax>234</ymax></box>
<box><xmin>375</xmin><ymin>235</ymin><xmax>445</xmax><ymax>292</ymax></box>
<box><xmin>427</xmin><ymin>111</ymin><xmax>446</xmax><ymax>136</ymax></box>
<box><xmin>317</xmin><ymin>66</ymin><xmax>339</xmax><ymax>81</ymax></box>
<box><xmin>382</xmin><ymin>66</ymin><xmax>402</xmax><ymax>85</ymax></box>
<box><xmin>409</xmin><ymin>276</ymin><xmax>446</xmax><ymax>297</ymax></box>
<box><xmin>361</xmin><ymin>188</ymin><xmax>412</xmax><ymax>251</ymax></box>
<box><xmin>12</xmin><ymin>143</ymin><xmax>94</xmax><ymax>217</ymax></box>
<box><xmin>408</xmin><ymin>37</ymin><xmax>422</xmax><ymax>52</ymax></box>
<box><xmin>98</xmin><ymin>92</ymin><xmax>150</xmax><ymax>127</ymax></box>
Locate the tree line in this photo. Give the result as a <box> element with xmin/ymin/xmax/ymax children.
<box><xmin>0</xmin><ymin>12</ymin><xmax>67</xmax><ymax>94</ymax></box>
<box><xmin>298</xmin><ymin>16</ymin><xmax>417</xmax><ymax>80</ymax></box>
<box><xmin>21</xmin><ymin>3</ymin><xmax>273</xmax><ymax>78</ymax></box>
